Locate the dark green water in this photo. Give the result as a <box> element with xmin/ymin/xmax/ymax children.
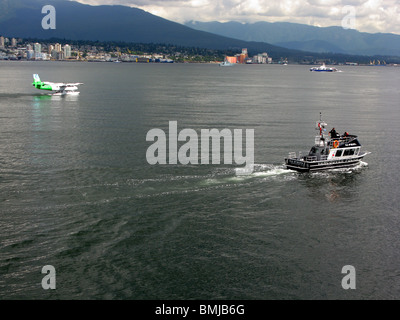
<box><xmin>0</xmin><ymin>61</ymin><xmax>399</xmax><ymax>299</ymax></box>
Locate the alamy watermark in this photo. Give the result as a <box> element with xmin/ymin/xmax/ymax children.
<box><xmin>146</xmin><ymin>121</ymin><xmax>254</xmax><ymax>175</ymax></box>
<box><xmin>341</xmin><ymin>5</ymin><xmax>356</xmax><ymax>30</ymax></box>
<box><xmin>341</xmin><ymin>265</ymin><xmax>356</xmax><ymax>290</ymax></box>
<box><xmin>42</xmin><ymin>5</ymin><xmax>56</xmax><ymax>30</ymax></box>
<box><xmin>41</xmin><ymin>265</ymin><xmax>56</xmax><ymax>290</ymax></box>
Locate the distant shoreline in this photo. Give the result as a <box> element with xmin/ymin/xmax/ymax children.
<box><xmin>1</xmin><ymin>59</ymin><xmax>398</xmax><ymax>67</ymax></box>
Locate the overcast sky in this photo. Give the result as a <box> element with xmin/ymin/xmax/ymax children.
<box><xmin>73</xmin><ymin>0</ymin><xmax>400</xmax><ymax>34</ymax></box>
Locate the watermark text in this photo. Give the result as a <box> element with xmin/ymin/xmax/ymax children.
<box><xmin>146</xmin><ymin>121</ymin><xmax>254</xmax><ymax>175</ymax></box>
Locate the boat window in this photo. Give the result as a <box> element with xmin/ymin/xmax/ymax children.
<box><xmin>343</xmin><ymin>149</ymin><xmax>355</xmax><ymax>156</ymax></box>
<box><xmin>336</xmin><ymin>150</ymin><xmax>343</xmax><ymax>157</ymax></box>
<box><xmin>309</xmin><ymin>147</ymin><xmax>317</xmax><ymax>154</ymax></box>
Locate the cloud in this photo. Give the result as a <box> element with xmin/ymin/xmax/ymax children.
<box><xmin>73</xmin><ymin>0</ymin><xmax>400</xmax><ymax>34</ymax></box>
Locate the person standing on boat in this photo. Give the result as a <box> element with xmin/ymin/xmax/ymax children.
<box><xmin>329</xmin><ymin>128</ymin><xmax>339</xmax><ymax>138</ymax></box>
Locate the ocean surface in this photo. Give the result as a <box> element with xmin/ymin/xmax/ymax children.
<box><xmin>0</xmin><ymin>61</ymin><xmax>399</xmax><ymax>300</ymax></box>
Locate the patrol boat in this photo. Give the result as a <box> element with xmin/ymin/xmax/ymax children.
<box><xmin>285</xmin><ymin>114</ymin><xmax>370</xmax><ymax>172</ymax></box>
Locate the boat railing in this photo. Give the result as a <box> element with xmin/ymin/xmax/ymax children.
<box><xmin>289</xmin><ymin>152</ymin><xmax>328</xmax><ymax>162</ymax></box>
<box><xmin>327</xmin><ymin>135</ymin><xmax>357</xmax><ymax>146</ymax></box>
<box><xmin>288</xmin><ymin>151</ymin><xmax>307</xmax><ymax>159</ymax></box>
<box><xmin>306</xmin><ymin>156</ymin><xmax>317</xmax><ymax>161</ymax></box>
<box><xmin>305</xmin><ymin>155</ymin><xmax>328</xmax><ymax>162</ymax></box>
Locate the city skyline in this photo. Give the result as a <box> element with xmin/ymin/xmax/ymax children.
<box><xmin>73</xmin><ymin>0</ymin><xmax>400</xmax><ymax>35</ymax></box>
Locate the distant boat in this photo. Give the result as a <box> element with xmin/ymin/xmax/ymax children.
<box><xmin>219</xmin><ymin>60</ymin><xmax>234</xmax><ymax>67</ymax></box>
<box><xmin>310</xmin><ymin>63</ymin><xmax>337</xmax><ymax>72</ymax></box>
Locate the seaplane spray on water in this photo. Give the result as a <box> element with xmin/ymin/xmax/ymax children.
<box><xmin>32</xmin><ymin>74</ymin><xmax>83</xmax><ymax>95</ymax></box>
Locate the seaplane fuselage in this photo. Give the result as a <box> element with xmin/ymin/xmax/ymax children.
<box><xmin>32</xmin><ymin>74</ymin><xmax>82</xmax><ymax>95</ymax></box>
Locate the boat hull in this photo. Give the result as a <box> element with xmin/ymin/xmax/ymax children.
<box><xmin>310</xmin><ymin>70</ymin><xmax>335</xmax><ymax>72</ymax></box>
<box><xmin>285</xmin><ymin>155</ymin><xmax>366</xmax><ymax>172</ymax></box>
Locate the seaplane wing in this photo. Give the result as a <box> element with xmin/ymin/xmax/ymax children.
<box><xmin>33</xmin><ymin>74</ymin><xmax>83</xmax><ymax>95</ymax></box>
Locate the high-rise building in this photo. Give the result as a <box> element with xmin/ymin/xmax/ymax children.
<box><xmin>57</xmin><ymin>51</ymin><xmax>64</xmax><ymax>60</ymax></box>
<box><xmin>0</xmin><ymin>36</ymin><xmax>4</xmax><ymax>48</ymax></box>
<box><xmin>64</xmin><ymin>44</ymin><xmax>71</xmax><ymax>58</ymax></box>
<box><xmin>11</xmin><ymin>38</ymin><xmax>17</xmax><ymax>47</ymax></box>
<box><xmin>27</xmin><ymin>50</ymin><xmax>35</xmax><ymax>60</ymax></box>
<box><xmin>48</xmin><ymin>45</ymin><xmax>54</xmax><ymax>54</ymax></box>
<box><xmin>51</xmin><ymin>49</ymin><xmax>58</xmax><ymax>59</ymax></box>
<box><xmin>237</xmin><ymin>48</ymin><xmax>248</xmax><ymax>64</ymax></box>
<box><xmin>55</xmin><ymin>43</ymin><xmax>62</xmax><ymax>52</ymax></box>
<box><xmin>34</xmin><ymin>43</ymin><xmax>41</xmax><ymax>53</ymax></box>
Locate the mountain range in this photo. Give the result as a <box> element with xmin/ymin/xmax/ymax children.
<box><xmin>0</xmin><ymin>0</ymin><xmax>303</xmax><ymax>57</ymax></box>
<box><xmin>0</xmin><ymin>0</ymin><xmax>399</xmax><ymax>61</ymax></box>
<box><xmin>185</xmin><ymin>21</ymin><xmax>400</xmax><ymax>57</ymax></box>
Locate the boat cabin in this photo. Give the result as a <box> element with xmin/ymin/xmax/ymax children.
<box><xmin>308</xmin><ymin>145</ymin><xmax>330</xmax><ymax>161</ymax></box>
<box><xmin>307</xmin><ymin>135</ymin><xmax>362</xmax><ymax>162</ymax></box>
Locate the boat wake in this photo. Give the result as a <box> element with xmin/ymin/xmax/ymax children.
<box><xmin>234</xmin><ymin>164</ymin><xmax>292</xmax><ymax>178</ymax></box>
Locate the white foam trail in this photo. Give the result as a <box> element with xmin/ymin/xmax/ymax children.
<box><xmin>252</xmin><ymin>167</ymin><xmax>292</xmax><ymax>177</ymax></box>
<box><xmin>234</xmin><ymin>164</ymin><xmax>292</xmax><ymax>178</ymax></box>
<box><xmin>359</xmin><ymin>161</ymin><xmax>368</xmax><ymax>167</ymax></box>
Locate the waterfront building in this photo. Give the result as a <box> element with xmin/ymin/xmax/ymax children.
<box><xmin>252</xmin><ymin>52</ymin><xmax>270</xmax><ymax>64</ymax></box>
<box><xmin>237</xmin><ymin>48</ymin><xmax>248</xmax><ymax>64</ymax></box>
<box><xmin>34</xmin><ymin>43</ymin><xmax>41</xmax><ymax>54</ymax></box>
<box><xmin>64</xmin><ymin>44</ymin><xmax>71</xmax><ymax>58</ymax></box>
<box><xmin>224</xmin><ymin>56</ymin><xmax>236</xmax><ymax>64</ymax></box>
<box><xmin>26</xmin><ymin>50</ymin><xmax>35</xmax><ymax>60</ymax></box>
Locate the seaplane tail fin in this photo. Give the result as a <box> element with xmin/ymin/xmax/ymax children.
<box><xmin>33</xmin><ymin>74</ymin><xmax>41</xmax><ymax>82</ymax></box>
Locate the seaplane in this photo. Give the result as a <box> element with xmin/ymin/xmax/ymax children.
<box><xmin>32</xmin><ymin>74</ymin><xmax>83</xmax><ymax>95</ymax></box>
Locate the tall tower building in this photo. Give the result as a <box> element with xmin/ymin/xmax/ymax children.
<box><xmin>0</xmin><ymin>36</ymin><xmax>4</xmax><ymax>48</ymax></box>
<box><xmin>27</xmin><ymin>50</ymin><xmax>35</xmax><ymax>60</ymax></box>
<box><xmin>238</xmin><ymin>48</ymin><xmax>248</xmax><ymax>64</ymax></box>
<box><xmin>34</xmin><ymin>43</ymin><xmax>41</xmax><ymax>53</ymax></box>
<box><xmin>55</xmin><ymin>43</ymin><xmax>62</xmax><ymax>52</ymax></box>
<box><xmin>11</xmin><ymin>38</ymin><xmax>17</xmax><ymax>47</ymax></box>
<box><xmin>64</xmin><ymin>44</ymin><xmax>71</xmax><ymax>58</ymax></box>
